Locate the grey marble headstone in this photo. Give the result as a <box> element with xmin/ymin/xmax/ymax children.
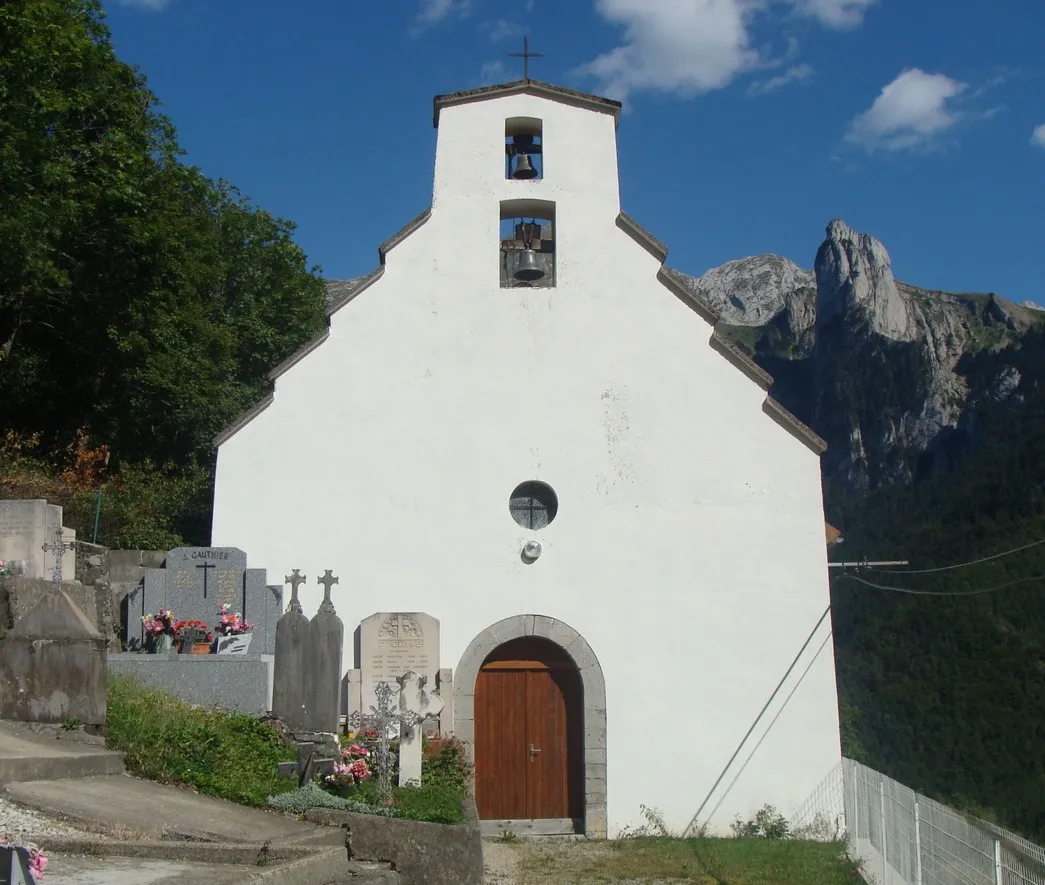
<box><xmin>124</xmin><ymin>547</ymin><xmax>282</xmax><ymax>653</ymax></box>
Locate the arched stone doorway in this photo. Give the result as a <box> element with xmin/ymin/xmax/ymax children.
<box><xmin>454</xmin><ymin>615</ymin><xmax>607</xmax><ymax>839</ymax></box>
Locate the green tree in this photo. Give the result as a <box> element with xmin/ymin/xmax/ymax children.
<box><xmin>0</xmin><ymin>0</ymin><xmax>326</xmax><ymax>469</ymax></box>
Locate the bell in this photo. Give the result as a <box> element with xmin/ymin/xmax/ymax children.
<box><xmin>514</xmin><ymin>249</ymin><xmax>545</xmax><ymax>281</ymax></box>
<box><xmin>511</xmin><ymin>153</ymin><xmax>537</xmax><ymax>180</ymax></box>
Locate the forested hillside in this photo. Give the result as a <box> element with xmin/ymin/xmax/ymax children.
<box><xmin>824</xmin><ymin>328</ymin><xmax>1045</xmax><ymax>840</ymax></box>
<box><xmin>0</xmin><ymin>0</ymin><xmax>327</xmax><ymax>546</ymax></box>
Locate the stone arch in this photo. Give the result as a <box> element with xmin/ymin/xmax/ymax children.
<box><xmin>454</xmin><ymin>614</ymin><xmax>607</xmax><ymax>839</ymax></box>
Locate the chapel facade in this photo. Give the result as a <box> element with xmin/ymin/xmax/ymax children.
<box><xmin>211</xmin><ymin>79</ymin><xmax>842</xmax><ymax>837</ymax></box>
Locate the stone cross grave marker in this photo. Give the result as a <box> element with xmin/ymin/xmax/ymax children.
<box><xmin>396</xmin><ymin>671</ymin><xmax>444</xmax><ymax>787</ymax></box>
<box><xmin>125</xmin><ymin>547</ymin><xmax>282</xmax><ymax>653</ymax></box>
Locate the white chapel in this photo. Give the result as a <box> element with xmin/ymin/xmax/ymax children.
<box><xmin>210</xmin><ymin>78</ymin><xmax>842</xmax><ymax>838</ymax></box>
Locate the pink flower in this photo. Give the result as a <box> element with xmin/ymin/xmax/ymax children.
<box><xmin>343</xmin><ymin>744</ymin><xmax>369</xmax><ymax>758</ymax></box>
<box><xmin>347</xmin><ymin>760</ymin><xmax>370</xmax><ymax>781</ymax></box>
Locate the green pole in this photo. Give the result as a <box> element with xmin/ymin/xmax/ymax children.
<box><xmin>91</xmin><ymin>487</ymin><xmax>103</xmax><ymax>543</ymax></box>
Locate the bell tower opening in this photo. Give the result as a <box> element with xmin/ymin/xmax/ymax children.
<box><xmin>505</xmin><ymin>117</ymin><xmax>543</xmax><ymax>181</ymax></box>
<box><xmin>499</xmin><ymin>200</ymin><xmax>555</xmax><ymax>289</ymax></box>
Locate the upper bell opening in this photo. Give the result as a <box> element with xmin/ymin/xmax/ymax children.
<box><xmin>506</xmin><ymin>117</ymin><xmax>543</xmax><ymax>181</ymax></box>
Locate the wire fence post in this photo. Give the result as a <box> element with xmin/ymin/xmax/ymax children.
<box><xmin>995</xmin><ymin>840</ymin><xmax>1004</xmax><ymax>885</ymax></box>
<box><xmin>879</xmin><ymin>780</ymin><xmax>888</xmax><ymax>885</ymax></box>
<box><xmin>914</xmin><ymin>800</ymin><xmax>923</xmax><ymax>885</ymax></box>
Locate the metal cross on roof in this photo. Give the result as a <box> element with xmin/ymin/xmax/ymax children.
<box><xmin>508</xmin><ymin>36</ymin><xmax>543</xmax><ymax>81</ymax></box>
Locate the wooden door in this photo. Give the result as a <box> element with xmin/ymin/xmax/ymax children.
<box><xmin>474</xmin><ymin>637</ymin><xmax>583</xmax><ymax>823</ymax></box>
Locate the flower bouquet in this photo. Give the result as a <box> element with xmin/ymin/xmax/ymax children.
<box><xmin>173</xmin><ymin>619</ymin><xmax>213</xmax><ymax>654</ymax></box>
<box><xmin>140</xmin><ymin>609</ymin><xmax>175</xmax><ymax>653</ymax></box>
<box><xmin>324</xmin><ymin>743</ymin><xmax>373</xmax><ymax>798</ymax></box>
<box><xmin>213</xmin><ymin>604</ymin><xmax>254</xmax><ymax>654</ymax></box>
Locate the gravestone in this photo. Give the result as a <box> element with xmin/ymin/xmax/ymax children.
<box><xmin>306</xmin><ymin>570</ymin><xmax>344</xmax><ymax>734</ymax></box>
<box><xmin>272</xmin><ymin>569</ymin><xmax>311</xmax><ymax>731</ymax></box>
<box><xmin>124</xmin><ymin>547</ymin><xmax>282</xmax><ymax>653</ymax></box>
<box><xmin>396</xmin><ymin>671</ymin><xmax>444</xmax><ymax>787</ymax></box>
<box><xmin>355</xmin><ymin>612</ymin><xmax>440</xmax><ymax>711</ymax></box>
<box><xmin>0</xmin><ymin>499</ymin><xmax>77</xmax><ymax>582</ymax></box>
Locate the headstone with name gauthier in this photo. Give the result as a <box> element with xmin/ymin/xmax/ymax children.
<box><xmin>123</xmin><ymin>547</ymin><xmax>282</xmax><ymax>653</ymax></box>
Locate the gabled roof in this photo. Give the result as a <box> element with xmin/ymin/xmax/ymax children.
<box><xmin>433</xmin><ymin>79</ymin><xmax>622</xmax><ymax>128</ymax></box>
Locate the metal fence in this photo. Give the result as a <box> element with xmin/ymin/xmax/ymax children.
<box><xmin>789</xmin><ymin>758</ymin><xmax>1045</xmax><ymax>885</ymax></box>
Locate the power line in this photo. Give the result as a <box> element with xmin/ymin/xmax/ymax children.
<box><xmin>701</xmin><ymin>631</ymin><xmax>835</xmax><ymax>831</ymax></box>
<box><xmin>834</xmin><ymin>572</ymin><xmax>1045</xmax><ymax>597</ymax></box>
<box><xmin>864</xmin><ymin>538</ymin><xmax>1045</xmax><ymax>576</ymax></box>
<box><xmin>682</xmin><ymin>606</ymin><xmax>832</xmax><ymax>838</ymax></box>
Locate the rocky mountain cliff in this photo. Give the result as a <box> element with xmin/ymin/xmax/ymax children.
<box><xmin>672</xmin><ymin>220</ymin><xmax>1043</xmax><ymax>490</ymax></box>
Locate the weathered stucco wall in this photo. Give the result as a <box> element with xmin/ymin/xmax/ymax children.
<box><xmin>0</xmin><ymin>590</ymin><xmax>108</xmax><ymax>724</ymax></box>
<box><xmin>212</xmin><ymin>88</ymin><xmax>840</xmax><ymax>836</ymax></box>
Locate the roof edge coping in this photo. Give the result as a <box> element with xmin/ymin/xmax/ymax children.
<box><xmin>434</xmin><ymin>80</ymin><xmax>622</xmax><ymax>128</ymax></box>
<box><xmin>616</xmin><ymin>212</ymin><xmax>668</xmax><ymax>262</ymax></box>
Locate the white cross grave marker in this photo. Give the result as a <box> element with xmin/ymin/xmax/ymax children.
<box><xmin>396</xmin><ymin>670</ymin><xmax>444</xmax><ymax>787</ymax></box>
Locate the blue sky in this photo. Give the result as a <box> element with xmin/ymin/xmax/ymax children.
<box><xmin>103</xmin><ymin>0</ymin><xmax>1044</xmax><ymax>302</ymax></box>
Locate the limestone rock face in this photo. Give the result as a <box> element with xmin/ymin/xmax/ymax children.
<box><xmin>816</xmin><ymin>219</ymin><xmax>916</xmax><ymax>341</ymax></box>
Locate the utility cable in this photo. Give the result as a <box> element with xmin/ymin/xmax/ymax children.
<box><xmin>835</xmin><ymin>573</ymin><xmax>1045</xmax><ymax>597</ymax></box>
<box><xmin>864</xmin><ymin>538</ymin><xmax>1045</xmax><ymax>576</ymax></box>
<box><xmin>701</xmin><ymin>631</ymin><xmax>834</xmax><ymax>830</ymax></box>
<box><xmin>682</xmin><ymin>605</ymin><xmax>832</xmax><ymax>838</ymax></box>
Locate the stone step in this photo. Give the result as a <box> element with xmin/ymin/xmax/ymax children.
<box><xmin>0</xmin><ymin>723</ymin><xmax>125</xmax><ymax>783</ymax></box>
<box><xmin>4</xmin><ymin>775</ymin><xmax>318</xmax><ymax>843</ymax></box>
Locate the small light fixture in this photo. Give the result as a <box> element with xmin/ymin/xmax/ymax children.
<box><xmin>521</xmin><ymin>540</ymin><xmax>542</xmax><ymax>563</ymax></box>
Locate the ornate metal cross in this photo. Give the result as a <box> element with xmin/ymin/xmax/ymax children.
<box><xmin>508</xmin><ymin>36</ymin><xmax>543</xmax><ymax>81</ymax></box>
<box><xmin>41</xmin><ymin>526</ymin><xmax>76</xmax><ymax>588</ymax></box>
<box><xmin>346</xmin><ymin>680</ymin><xmax>425</xmax><ymax>799</ymax></box>
<box><xmin>316</xmin><ymin>569</ymin><xmax>338</xmax><ymax>612</ymax></box>
<box><xmin>284</xmin><ymin>568</ymin><xmax>306</xmax><ymax>613</ymax></box>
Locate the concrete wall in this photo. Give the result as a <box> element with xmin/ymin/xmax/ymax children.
<box><xmin>108</xmin><ymin>654</ymin><xmax>275</xmax><ymax>716</ymax></box>
<box><xmin>211</xmin><ymin>88</ymin><xmax>841</xmax><ymax>835</ymax></box>
<box><xmin>0</xmin><ymin>590</ymin><xmax>108</xmax><ymax>725</ymax></box>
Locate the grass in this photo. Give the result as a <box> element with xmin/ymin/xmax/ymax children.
<box><xmin>511</xmin><ymin>836</ymin><xmax>862</xmax><ymax>884</ymax></box>
<box><xmin>106</xmin><ymin>675</ymin><xmax>297</xmax><ymax>806</ymax></box>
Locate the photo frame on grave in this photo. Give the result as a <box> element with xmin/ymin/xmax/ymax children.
<box><xmin>0</xmin><ymin>845</ymin><xmax>35</xmax><ymax>885</ymax></box>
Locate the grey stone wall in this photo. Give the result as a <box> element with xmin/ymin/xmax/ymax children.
<box><xmin>108</xmin><ymin>654</ymin><xmax>275</xmax><ymax>716</ymax></box>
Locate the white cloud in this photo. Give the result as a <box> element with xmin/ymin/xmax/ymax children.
<box><xmin>480</xmin><ymin>61</ymin><xmax>507</xmax><ymax>86</ymax></box>
<box><xmin>115</xmin><ymin>0</ymin><xmax>173</xmax><ymax>9</ymax></box>
<box><xmin>790</xmin><ymin>0</ymin><xmax>877</xmax><ymax>29</ymax></box>
<box><xmin>412</xmin><ymin>0</ymin><xmax>472</xmax><ymax>34</ymax></box>
<box><xmin>748</xmin><ymin>62</ymin><xmax>814</xmax><ymax>96</ymax></box>
<box><xmin>577</xmin><ymin>0</ymin><xmax>761</xmax><ymax>101</ymax></box>
<box><xmin>577</xmin><ymin>0</ymin><xmax>874</xmax><ymax>102</ymax></box>
<box><xmin>483</xmin><ymin>19</ymin><xmax>524</xmax><ymax>42</ymax></box>
<box><xmin>847</xmin><ymin>69</ymin><xmax>967</xmax><ymax>151</ymax></box>
<box><xmin>1032</xmin><ymin>124</ymin><xmax>1045</xmax><ymax>149</ymax></box>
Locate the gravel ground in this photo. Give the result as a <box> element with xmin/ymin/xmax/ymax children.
<box><xmin>0</xmin><ymin>794</ymin><xmax>94</xmax><ymax>845</ymax></box>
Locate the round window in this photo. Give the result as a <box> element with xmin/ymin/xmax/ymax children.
<box><xmin>508</xmin><ymin>481</ymin><xmax>558</xmax><ymax>531</ymax></box>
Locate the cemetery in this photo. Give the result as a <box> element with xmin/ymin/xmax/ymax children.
<box><xmin>0</xmin><ymin>497</ymin><xmax>485</xmax><ymax>883</ymax></box>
